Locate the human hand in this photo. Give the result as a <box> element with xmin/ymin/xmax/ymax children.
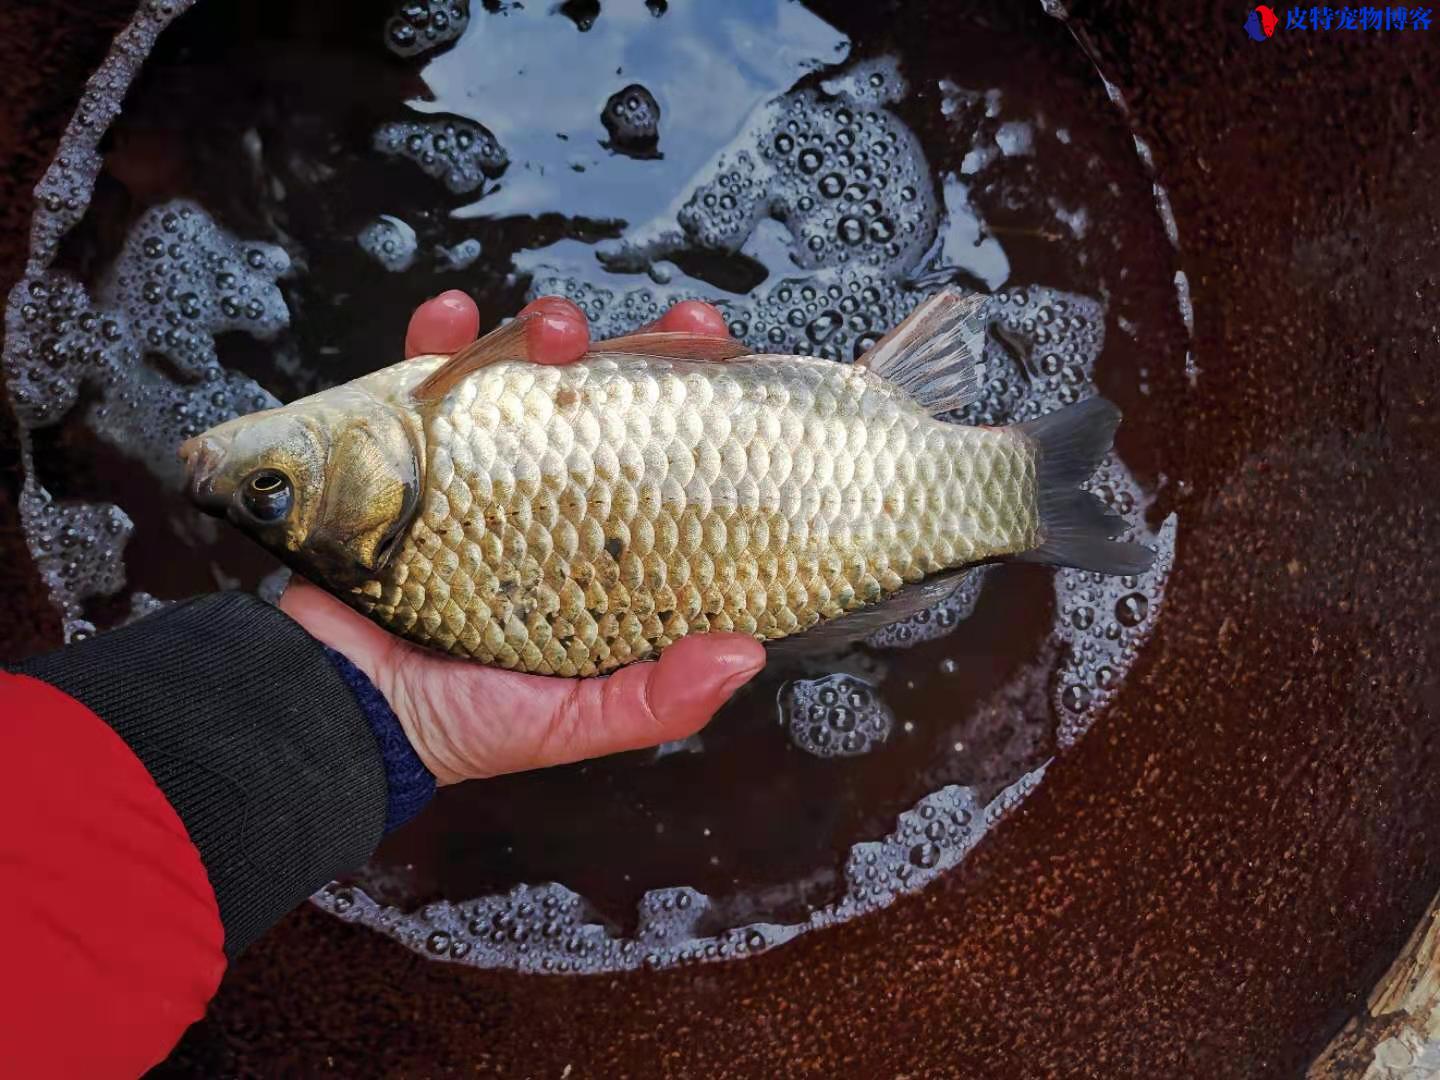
<box><xmin>281</xmin><ymin>292</ymin><xmax>764</xmax><ymax>785</ymax></box>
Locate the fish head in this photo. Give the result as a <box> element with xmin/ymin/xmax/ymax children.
<box><xmin>179</xmin><ymin>394</ymin><xmax>421</xmax><ymax>585</ymax></box>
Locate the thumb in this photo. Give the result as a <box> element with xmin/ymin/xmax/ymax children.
<box><xmin>278</xmin><ymin>575</ymin><xmax>398</xmax><ymax>688</ymax></box>
<box><xmin>431</xmin><ymin>633</ymin><xmax>767</xmax><ymax>780</ymax></box>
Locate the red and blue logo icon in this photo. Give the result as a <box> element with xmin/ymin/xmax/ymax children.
<box><xmin>1244</xmin><ymin>4</ymin><xmax>1280</xmax><ymax>38</ymax></box>
<box><xmin>1247</xmin><ymin>5</ymin><xmax>1433</xmax><ymax>37</ymax></box>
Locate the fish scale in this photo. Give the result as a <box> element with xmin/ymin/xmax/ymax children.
<box><xmin>353</xmin><ymin>352</ymin><xmax>1038</xmax><ymax>675</ymax></box>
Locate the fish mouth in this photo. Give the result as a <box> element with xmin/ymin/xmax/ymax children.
<box><xmin>178</xmin><ymin>435</ymin><xmax>230</xmax><ymax>516</ymax></box>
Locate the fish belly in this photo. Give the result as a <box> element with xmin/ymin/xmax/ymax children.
<box><xmin>354</xmin><ymin>354</ymin><xmax>1038</xmax><ymax>675</ymax></box>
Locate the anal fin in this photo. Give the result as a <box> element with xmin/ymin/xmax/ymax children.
<box><xmin>857</xmin><ymin>289</ymin><xmax>987</xmax><ymax>416</ymax></box>
<box><xmin>767</xmin><ymin>570</ymin><xmax>972</xmax><ymax>660</ymax></box>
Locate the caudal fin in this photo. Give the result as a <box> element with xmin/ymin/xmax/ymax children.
<box><xmin>1013</xmin><ymin>397</ymin><xmax>1155</xmax><ymax>576</ymax></box>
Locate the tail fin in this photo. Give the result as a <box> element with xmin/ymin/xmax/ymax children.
<box><xmin>1013</xmin><ymin>397</ymin><xmax>1155</xmax><ymax>576</ymax></box>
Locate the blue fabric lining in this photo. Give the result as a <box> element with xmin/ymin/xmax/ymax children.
<box><xmin>321</xmin><ymin>646</ymin><xmax>435</xmax><ymax>832</ymax></box>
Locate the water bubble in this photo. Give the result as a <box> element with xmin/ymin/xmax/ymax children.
<box><xmin>358</xmin><ymin>215</ymin><xmax>419</xmax><ymax>272</ymax></box>
<box><xmin>385</xmin><ymin>0</ymin><xmax>470</xmax><ymax>58</ymax></box>
<box><xmin>602</xmin><ymin>84</ymin><xmax>661</xmax><ymax>153</ymax></box>
<box><xmin>807</xmin><ymin>310</ymin><xmax>842</xmax><ymax>344</ymax></box>
<box><xmin>374</xmin><ymin>117</ymin><xmax>507</xmax><ymax>194</ymax></box>
<box><xmin>1115</xmin><ymin>592</ymin><xmax>1149</xmax><ymax>627</ymax></box>
<box><xmin>557</xmin><ymin>0</ymin><xmax>600</xmax><ymax>32</ymax></box>
<box><xmin>819</xmin><ymin>56</ymin><xmax>909</xmax><ymax>107</ymax></box>
<box><xmin>780</xmin><ymin>674</ymin><xmax>893</xmax><ymax>758</ymax></box>
<box><xmin>436</xmin><ymin>237</ymin><xmax>482</xmax><ymax>271</ymax></box>
<box><xmin>909</xmin><ymin>842</ymin><xmax>941</xmax><ymax>869</ymax></box>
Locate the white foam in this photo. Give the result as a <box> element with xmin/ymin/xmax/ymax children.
<box><xmin>358</xmin><ymin>214</ymin><xmax>419</xmax><ymax>272</ymax></box>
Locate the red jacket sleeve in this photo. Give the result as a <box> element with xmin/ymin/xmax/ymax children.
<box><xmin>1</xmin><ymin>593</ymin><xmax>406</xmax><ymax>1074</ymax></box>
<box><xmin>0</xmin><ymin>673</ymin><xmax>226</xmax><ymax>1078</ymax></box>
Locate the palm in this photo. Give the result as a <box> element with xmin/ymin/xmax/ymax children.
<box><xmin>281</xmin><ymin>294</ymin><xmax>764</xmax><ymax>784</ymax></box>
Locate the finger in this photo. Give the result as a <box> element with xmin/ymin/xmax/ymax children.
<box><xmin>517</xmin><ymin>295</ymin><xmax>590</xmax><ymax>364</ymax></box>
<box><xmin>653</xmin><ymin>299</ymin><xmax>731</xmax><ymax>339</ymax></box>
<box><xmin>404</xmin><ymin>290</ymin><xmax>481</xmax><ymax>359</ymax></box>
<box><xmin>433</xmin><ymin>634</ymin><xmax>766</xmax><ymax>780</ymax></box>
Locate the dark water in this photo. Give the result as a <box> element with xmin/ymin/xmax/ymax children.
<box><xmin>2</xmin><ymin>0</ymin><xmax>1189</xmax><ymax>971</ymax></box>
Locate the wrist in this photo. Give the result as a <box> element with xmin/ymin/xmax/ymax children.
<box><xmin>320</xmin><ymin>646</ymin><xmax>436</xmax><ymax>830</ymax></box>
<box><xmin>378</xmin><ymin>660</ymin><xmax>470</xmax><ymax>787</ymax></box>
<box><xmin>278</xmin><ymin>577</ymin><xmax>468</xmax><ymax>787</ymax></box>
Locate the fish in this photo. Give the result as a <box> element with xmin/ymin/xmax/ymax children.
<box><xmin>179</xmin><ymin>290</ymin><xmax>1153</xmax><ymax>676</ymax></box>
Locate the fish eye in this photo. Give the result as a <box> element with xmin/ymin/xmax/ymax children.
<box><xmin>241</xmin><ymin>469</ymin><xmax>293</xmax><ymax>523</ymax></box>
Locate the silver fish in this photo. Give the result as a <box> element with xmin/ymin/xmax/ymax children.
<box><xmin>180</xmin><ymin>291</ymin><xmax>1152</xmax><ymax>675</ymax></box>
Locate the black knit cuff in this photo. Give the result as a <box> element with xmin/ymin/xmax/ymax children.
<box><xmin>12</xmin><ymin>592</ymin><xmax>388</xmax><ymax>957</ymax></box>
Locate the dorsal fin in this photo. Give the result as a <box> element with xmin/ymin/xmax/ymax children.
<box><xmin>857</xmin><ymin>289</ymin><xmax>987</xmax><ymax>416</ymax></box>
<box><xmin>411</xmin><ymin>314</ymin><xmax>538</xmax><ymax>404</ymax></box>
<box><xmin>412</xmin><ymin>323</ymin><xmax>754</xmax><ymax>404</ymax></box>
<box><xmin>588</xmin><ymin>331</ymin><xmax>752</xmax><ymax>362</ymax></box>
